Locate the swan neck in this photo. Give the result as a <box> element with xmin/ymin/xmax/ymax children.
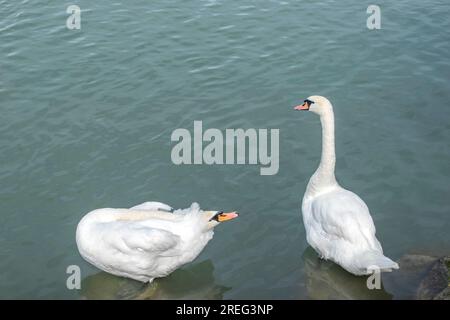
<box><xmin>307</xmin><ymin>109</ymin><xmax>337</xmax><ymax>196</ymax></box>
<box><xmin>319</xmin><ymin>111</ymin><xmax>336</xmax><ymax>176</ymax></box>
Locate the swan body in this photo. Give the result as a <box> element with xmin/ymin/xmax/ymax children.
<box><xmin>76</xmin><ymin>202</ymin><xmax>238</xmax><ymax>282</ymax></box>
<box><xmin>295</xmin><ymin>96</ymin><xmax>399</xmax><ymax>276</ymax></box>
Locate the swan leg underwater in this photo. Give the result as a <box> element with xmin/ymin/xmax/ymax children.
<box><xmin>76</xmin><ymin>202</ymin><xmax>238</xmax><ymax>282</ymax></box>
<box><xmin>294</xmin><ymin>96</ymin><xmax>399</xmax><ymax>276</ymax></box>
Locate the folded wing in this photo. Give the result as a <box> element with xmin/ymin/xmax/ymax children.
<box><xmin>102</xmin><ymin>221</ymin><xmax>180</xmax><ymax>255</ymax></box>
<box><xmin>311</xmin><ymin>189</ymin><xmax>381</xmax><ymax>251</ymax></box>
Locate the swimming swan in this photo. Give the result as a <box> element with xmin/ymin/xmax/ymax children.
<box><xmin>76</xmin><ymin>202</ymin><xmax>238</xmax><ymax>282</ymax></box>
<box><xmin>294</xmin><ymin>96</ymin><xmax>399</xmax><ymax>276</ymax></box>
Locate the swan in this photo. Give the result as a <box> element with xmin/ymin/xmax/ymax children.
<box><xmin>76</xmin><ymin>202</ymin><xmax>238</xmax><ymax>282</ymax></box>
<box><xmin>294</xmin><ymin>96</ymin><xmax>399</xmax><ymax>276</ymax></box>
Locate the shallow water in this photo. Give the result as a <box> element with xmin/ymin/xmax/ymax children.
<box><xmin>1</xmin><ymin>0</ymin><xmax>449</xmax><ymax>299</ymax></box>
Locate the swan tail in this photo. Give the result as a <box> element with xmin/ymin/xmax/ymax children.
<box><xmin>357</xmin><ymin>251</ymin><xmax>399</xmax><ymax>274</ymax></box>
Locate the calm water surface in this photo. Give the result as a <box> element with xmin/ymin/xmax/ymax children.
<box><xmin>1</xmin><ymin>0</ymin><xmax>449</xmax><ymax>299</ymax></box>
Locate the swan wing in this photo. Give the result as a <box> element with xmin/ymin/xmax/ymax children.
<box><xmin>130</xmin><ymin>201</ymin><xmax>174</xmax><ymax>213</ymax></box>
<box><xmin>105</xmin><ymin>222</ymin><xmax>181</xmax><ymax>255</ymax></box>
<box><xmin>310</xmin><ymin>189</ymin><xmax>381</xmax><ymax>250</ymax></box>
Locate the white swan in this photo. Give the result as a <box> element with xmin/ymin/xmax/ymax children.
<box><xmin>76</xmin><ymin>202</ymin><xmax>238</xmax><ymax>282</ymax></box>
<box><xmin>294</xmin><ymin>96</ymin><xmax>399</xmax><ymax>276</ymax></box>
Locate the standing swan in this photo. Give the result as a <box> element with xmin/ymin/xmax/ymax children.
<box><xmin>294</xmin><ymin>96</ymin><xmax>399</xmax><ymax>276</ymax></box>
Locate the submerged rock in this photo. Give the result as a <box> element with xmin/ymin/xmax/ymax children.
<box><xmin>381</xmin><ymin>254</ymin><xmax>437</xmax><ymax>299</ymax></box>
<box><xmin>300</xmin><ymin>250</ymin><xmax>450</xmax><ymax>300</ymax></box>
<box><xmin>416</xmin><ymin>257</ymin><xmax>450</xmax><ymax>300</ymax></box>
<box><xmin>382</xmin><ymin>254</ymin><xmax>449</xmax><ymax>300</ymax></box>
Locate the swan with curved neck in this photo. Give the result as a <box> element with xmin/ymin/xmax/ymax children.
<box><xmin>76</xmin><ymin>202</ymin><xmax>238</xmax><ymax>282</ymax></box>
<box><xmin>295</xmin><ymin>96</ymin><xmax>399</xmax><ymax>276</ymax></box>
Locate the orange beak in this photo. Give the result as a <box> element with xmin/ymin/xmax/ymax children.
<box><xmin>217</xmin><ymin>211</ymin><xmax>239</xmax><ymax>222</ymax></box>
<box><xmin>294</xmin><ymin>101</ymin><xmax>310</xmax><ymax>111</ymax></box>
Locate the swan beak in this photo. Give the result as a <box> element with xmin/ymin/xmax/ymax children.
<box><xmin>294</xmin><ymin>102</ymin><xmax>309</xmax><ymax>111</ymax></box>
<box><xmin>217</xmin><ymin>211</ymin><xmax>239</xmax><ymax>222</ymax></box>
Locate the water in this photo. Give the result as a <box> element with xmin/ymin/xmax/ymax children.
<box><xmin>1</xmin><ymin>0</ymin><xmax>449</xmax><ymax>299</ymax></box>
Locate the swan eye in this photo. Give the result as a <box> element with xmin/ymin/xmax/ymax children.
<box><xmin>209</xmin><ymin>211</ymin><xmax>223</xmax><ymax>221</ymax></box>
<box><xmin>304</xmin><ymin>99</ymin><xmax>315</xmax><ymax>107</ymax></box>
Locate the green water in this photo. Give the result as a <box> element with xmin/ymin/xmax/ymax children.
<box><xmin>1</xmin><ymin>0</ymin><xmax>449</xmax><ymax>299</ymax></box>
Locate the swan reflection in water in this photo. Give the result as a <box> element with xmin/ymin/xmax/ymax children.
<box><xmin>80</xmin><ymin>260</ymin><xmax>230</xmax><ymax>300</ymax></box>
<box><xmin>302</xmin><ymin>247</ymin><xmax>393</xmax><ymax>300</ymax></box>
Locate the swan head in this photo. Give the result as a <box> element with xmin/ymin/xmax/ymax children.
<box><xmin>294</xmin><ymin>95</ymin><xmax>333</xmax><ymax>117</ymax></box>
<box><xmin>182</xmin><ymin>203</ymin><xmax>238</xmax><ymax>230</ymax></box>
<box><xmin>204</xmin><ymin>210</ymin><xmax>239</xmax><ymax>230</ymax></box>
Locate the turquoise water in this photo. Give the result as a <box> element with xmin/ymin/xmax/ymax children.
<box><xmin>1</xmin><ymin>0</ymin><xmax>449</xmax><ymax>299</ymax></box>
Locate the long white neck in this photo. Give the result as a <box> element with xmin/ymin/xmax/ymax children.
<box><xmin>305</xmin><ymin>108</ymin><xmax>338</xmax><ymax>197</ymax></box>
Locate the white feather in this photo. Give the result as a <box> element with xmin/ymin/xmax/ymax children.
<box><xmin>129</xmin><ymin>201</ymin><xmax>173</xmax><ymax>212</ymax></box>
